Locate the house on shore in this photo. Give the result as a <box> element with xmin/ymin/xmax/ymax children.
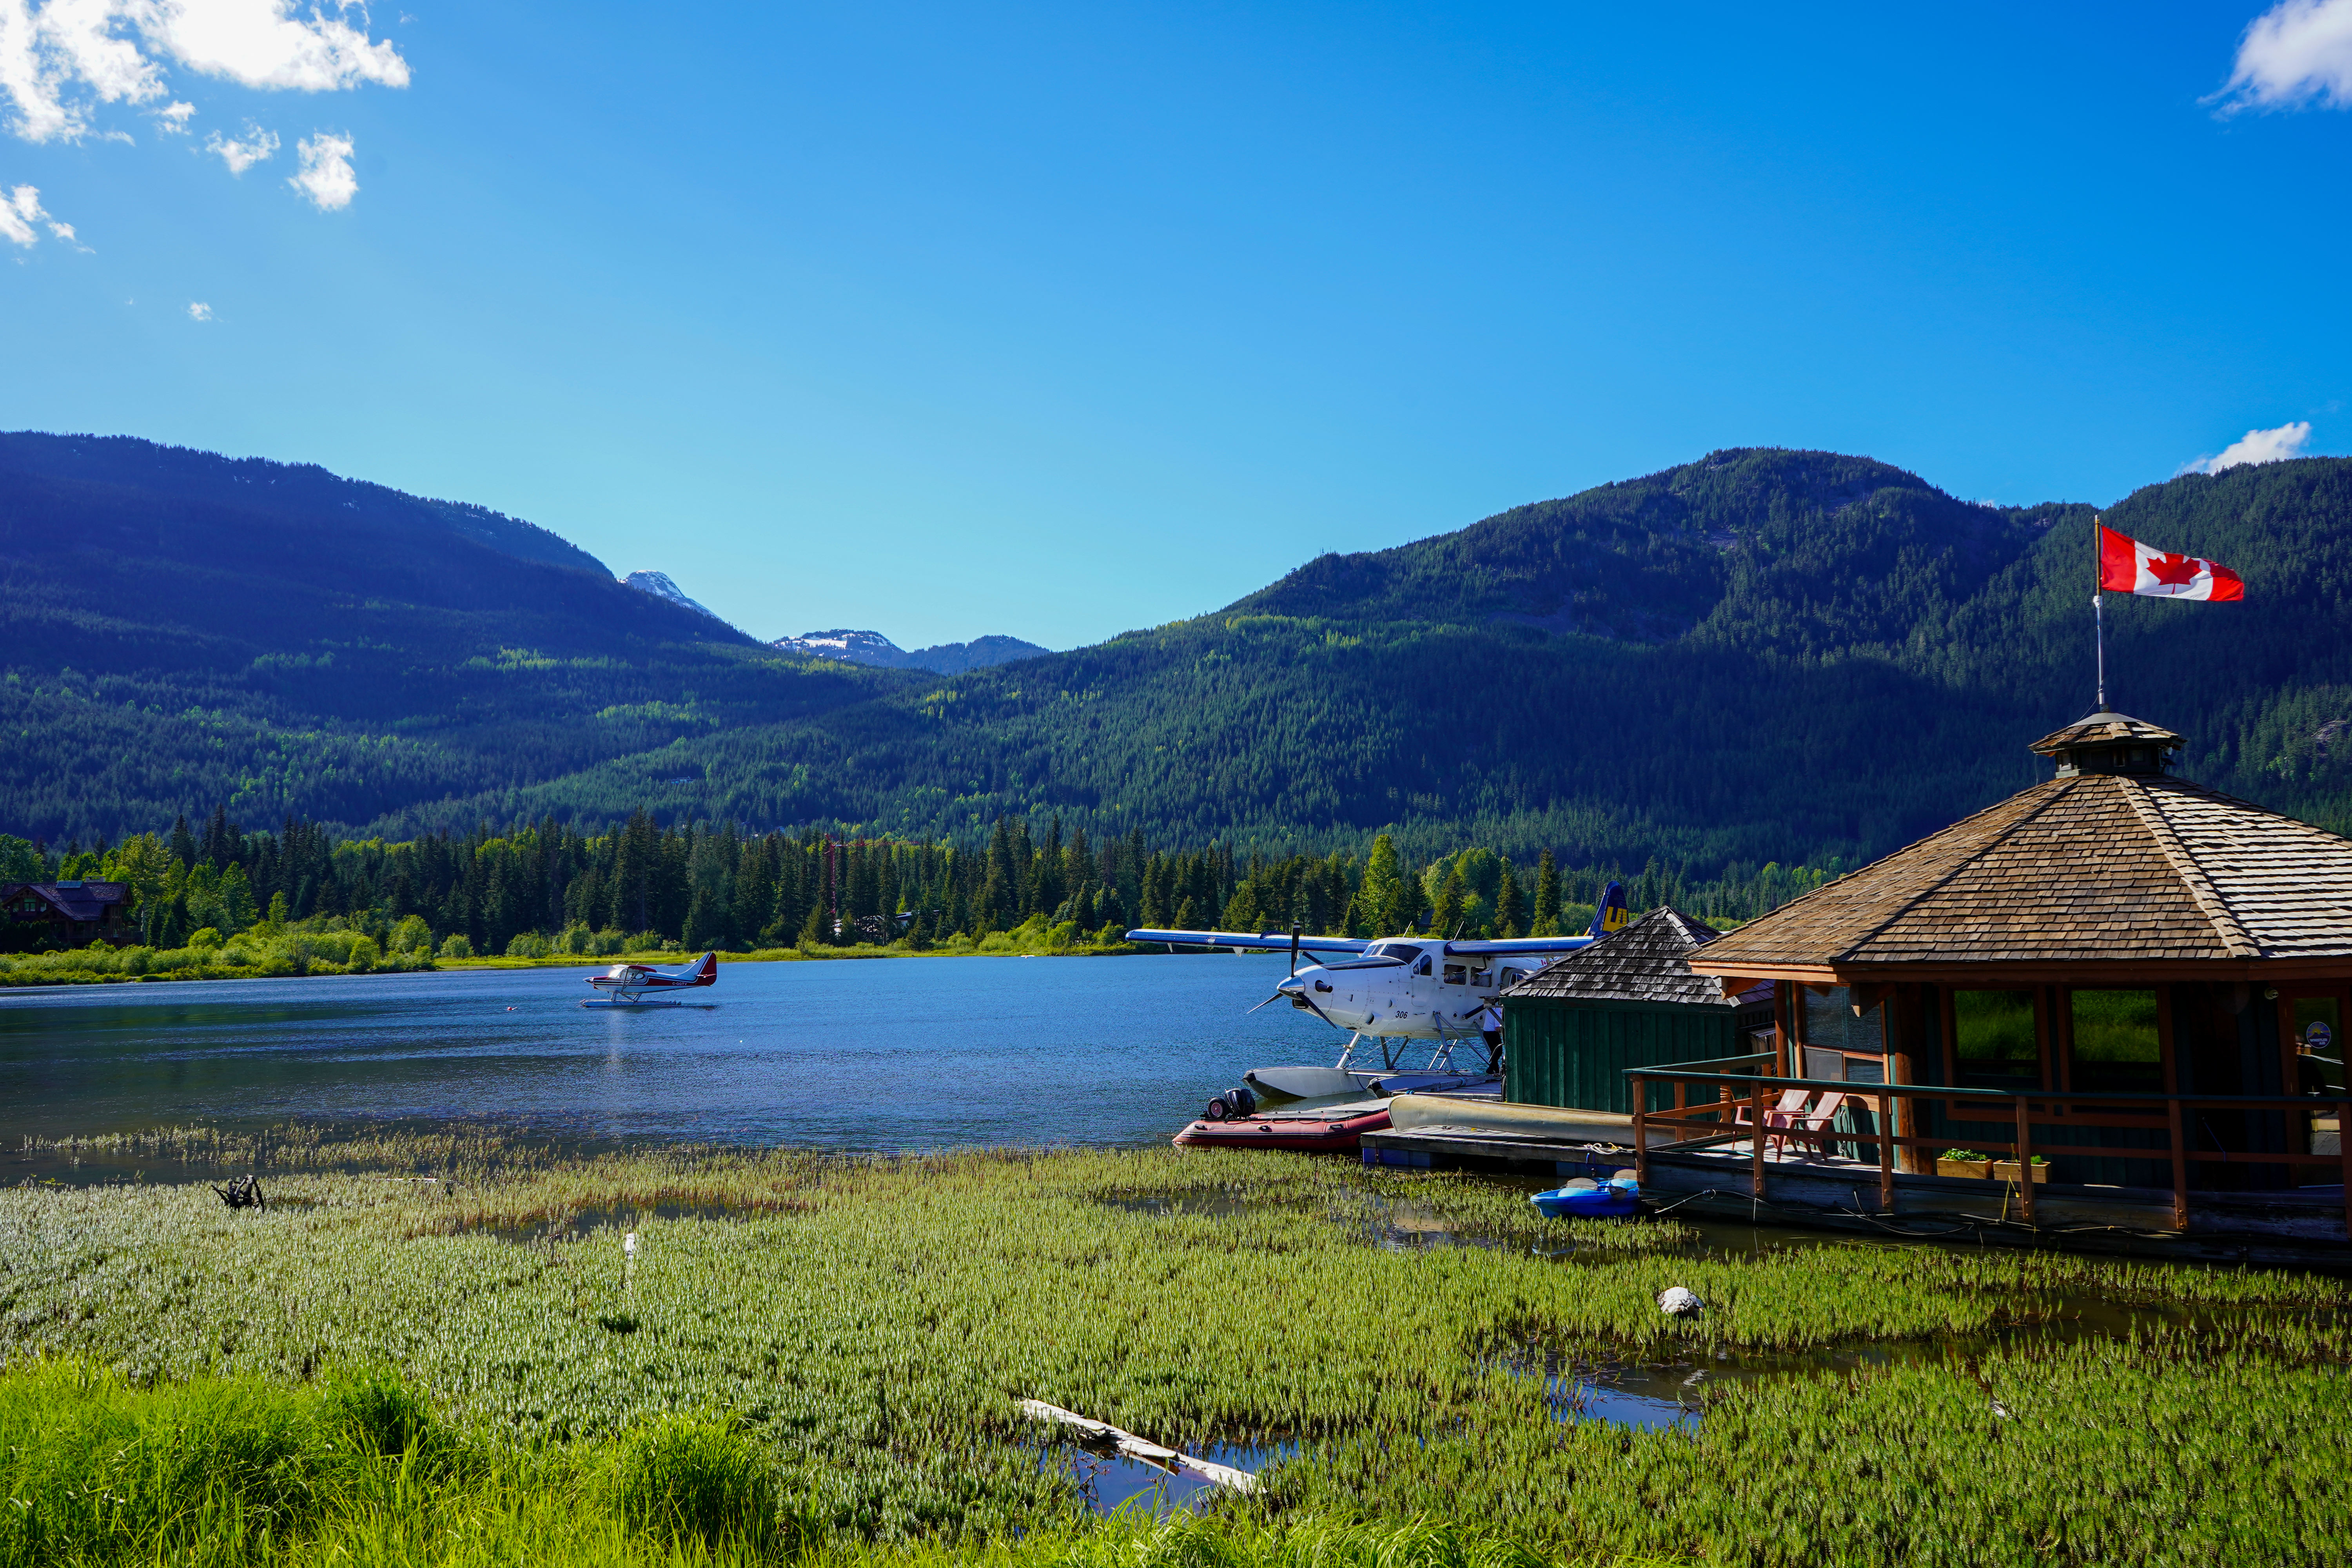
<box><xmin>0</xmin><ymin>880</ymin><xmax>134</xmax><ymax>947</ymax></box>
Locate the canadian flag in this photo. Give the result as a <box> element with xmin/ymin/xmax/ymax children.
<box><xmin>2099</xmin><ymin>525</ymin><xmax>2243</xmax><ymax>601</ymax></box>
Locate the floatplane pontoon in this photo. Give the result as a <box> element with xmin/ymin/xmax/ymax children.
<box><xmin>582</xmin><ymin>951</ymin><xmax>719</xmax><ymax>1008</ymax></box>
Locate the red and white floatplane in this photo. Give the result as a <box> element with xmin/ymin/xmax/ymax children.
<box><xmin>581</xmin><ymin>951</ymin><xmax>719</xmax><ymax>1008</ymax></box>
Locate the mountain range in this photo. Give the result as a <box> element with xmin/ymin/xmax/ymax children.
<box><xmin>6</xmin><ymin>431</ymin><xmax>2350</xmax><ymax>881</ymax></box>
<box><xmin>769</xmin><ymin>629</ymin><xmax>1051</xmax><ymax>675</ymax></box>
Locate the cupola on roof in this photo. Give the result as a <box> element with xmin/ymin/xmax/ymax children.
<box><xmin>2027</xmin><ymin>710</ymin><xmax>2185</xmax><ymax>778</ymax></box>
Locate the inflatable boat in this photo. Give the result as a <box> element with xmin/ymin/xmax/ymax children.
<box><xmin>1173</xmin><ymin>1101</ymin><xmax>1392</xmax><ymax>1152</ymax></box>
<box><xmin>1530</xmin><ymin>1175</ymin><xmax>1641</xmax><ymax>1220</ymax></box>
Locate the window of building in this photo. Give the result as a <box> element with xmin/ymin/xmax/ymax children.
<box><xmin>2069</xmin><ymin>989</ymin><xmax>2164</xmax><ymax>1093</ymax></box>
<box><xmin>1802</xmin><ymin>986</ymin><xmax>1886</xmax><ymax>1082</ymax></box>
<box><xmin>1953</xmin><ymin>990</ymin><xmax>2040</xmax><ymax>1087</ymax></box>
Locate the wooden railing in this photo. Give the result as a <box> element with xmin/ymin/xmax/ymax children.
<box><xmin>1626</xmin><ymin>1061</ymin><xmax>2352</xmax><ymax>1234</ymax></box>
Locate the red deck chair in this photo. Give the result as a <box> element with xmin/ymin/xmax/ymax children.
<box><xmin>1734</xmin><ymin>1089</ymin><xmax>1816</xmax><ymax>1156</ymax></box>
<box><xmin>1782</xmin><ymin>1092</ymin><xmax>1848</xmax><ymax>1157</ymax></box>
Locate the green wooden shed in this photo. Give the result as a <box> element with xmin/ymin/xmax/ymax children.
<box><xmin>1502</xmin><ymin>907</ymin><xmax>1775</xmax><ymax>1114</ymax></box>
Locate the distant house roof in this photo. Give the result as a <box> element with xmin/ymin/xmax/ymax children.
<box><xmin>1688</xmin><ymin>766</ymin><xmax>2352</xmax><ymax>976</ymax></box>
<box><xmin>1502</xmin><ymin>907</ymin><xmax>1769</xmax><ymax>1006</ymax></box>
<box><xmin>0</xmin><ymin>880</ymin><xmax>130</xmax><ymax>922</ymax></box>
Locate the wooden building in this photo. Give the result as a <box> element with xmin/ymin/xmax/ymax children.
<box><xmin>1363</xmin><ymin>710</ymin><xmax>2352</xmax><ymax>1256</ymax></box>
<box><xmin>1666</xmin><ymin>710</ymin><xmax>2351</xmax><ymax>1242</ymax></box>
<box><xmin>1500</xmin><ymin>907</ymin><xmax>1773</xmax><ymax>1114</ymax></box>
<box><xmin>0</xmin><ymin>880</ymin><xmax>133</xmax><ymax>946</ymax></box>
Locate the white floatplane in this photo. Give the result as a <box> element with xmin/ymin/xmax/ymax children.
<box><xmin>582</xmin><ymin>951</ymin><xmax>719</xmax><ymax>1008</ymax></box>
<box><xmin>1131</xmin><ymin>882</ymin><xmax>1628</xmax><ymax>1102</ymax></box>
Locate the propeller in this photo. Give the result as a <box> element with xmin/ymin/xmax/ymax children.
<box><xmin>1250</xmin><ymin>985</ymin><xmax>1342</xmax><ymax>1028</ymax></box>
<box><xmin>1289</xmin><ymin>923</ymin><xmax>1302</xmax><ymax>975</ymax></box>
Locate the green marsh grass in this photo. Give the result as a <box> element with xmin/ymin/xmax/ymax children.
<box><xmin>3</xmin><ymin>1142</ymin><xmax>2347</xmax><ymax>1564</ymax></box>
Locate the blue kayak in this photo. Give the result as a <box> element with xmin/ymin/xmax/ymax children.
<box><xmin>1530</xmin><ymin>1181</ymin><xmax>1640</xmax><ymax>1219</ymax></box>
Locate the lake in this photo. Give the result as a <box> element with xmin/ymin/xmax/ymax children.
<box><xmin>0</xmin><ymin>953</ymin><xmax>1332</xmax><ymax>1149</ymax></box>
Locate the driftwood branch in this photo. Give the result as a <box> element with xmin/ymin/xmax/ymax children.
<box><xmin>1018</xmin><ymin>1399</ymin><xmax>1257</xmax><ymax>1492</ymax></box>
<box><xmin>211</xmin><ymin>1174</ymin><xmax>266</xmax><ymax>1212</ymax></box>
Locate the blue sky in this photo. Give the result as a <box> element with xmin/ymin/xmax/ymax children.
<box><xmin>4</xmin><ymin>2</ymin><xmax>2350</xmax><ymax>650</ymax></box>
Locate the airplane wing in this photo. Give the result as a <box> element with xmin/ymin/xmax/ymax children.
<box><xmin>1125</xmin><ymin>929</ymin><xmax>1370</xmax><ymax>954</ymax></box>
<box><xmin>1442</xmin><ymin>937</ymin><xmax>1597</xmax><ymax>956</ymax></box>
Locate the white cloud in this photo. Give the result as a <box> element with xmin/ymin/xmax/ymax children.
<box><xmin>145</xmin><ymin>0</ymin><xmax>408</xmax><ymax>93</ymax></box>
<box><xmin>1</xmin><ymin>1</ymin><xmax>407</xmax><ymax>145</ymax></box>
<box><xmin>2220</xmin><ymin>0</ymin><xmax>2352</xmax><ymax>111</ymax></box>
<box><xmin>0</xmin><ymin>180</ymin><xmax>45</xmax><ymax>242</ymax></box>
<box><xmin>201</xmin><ymin>117</ymin><xmax>270</xmax><ymax>170</ymax></box>
<box><xmin>186</xmin><ymin>298</ymin><xmax>209</xmax><ymax>318</ymax></box>
<box><xmin>151</xmin><ymin>94</ymin><xmax>191</xmax><ymax>129</ymax></box>
<box><xmin>287</xmin><ymin>125</ymin><xmax>348</xmax><ymax>207</ymax></box>
<box><xmin>2184</xmin><ymin>420</ymin><xmax>2314</xmax><ymax>474</ymax></box>
<box><xmin>0</xmin><ymin>177</ymin><xmax>71</xmax><ymax>245</ymax></box>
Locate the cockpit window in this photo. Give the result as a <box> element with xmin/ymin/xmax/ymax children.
<box><xmin>1368</xmin><ymin>943</ymin><xmax>1423</xmax><ymax>963</ymax></box>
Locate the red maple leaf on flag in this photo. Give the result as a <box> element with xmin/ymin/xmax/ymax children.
<box><xmin>2144</xmin><ymin>552</ymin><xmax>2202</xmax><ymax>586</ymax></box>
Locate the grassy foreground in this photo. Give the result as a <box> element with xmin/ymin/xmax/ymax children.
<box><xmin>2</xmin><ymin>1138</ymin><xmax>2347</xmax><ymax>1566</ymax></box>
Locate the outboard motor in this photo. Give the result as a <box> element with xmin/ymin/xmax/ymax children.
<box><xmin>1204</xmin><ymin>1085</ymin><xmax>1257</xmax><ymax>1122</ymax></box>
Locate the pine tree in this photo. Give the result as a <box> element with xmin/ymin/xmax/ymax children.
<box><xmin>1495</xmin><ymin>860</ymin><xmax>1526</xmax><ymax>938</ymax></box>
<box><xmin>1532</xmin><ymin>848</ymin><xmax>1561</xmax><ymax>937</ymax></box>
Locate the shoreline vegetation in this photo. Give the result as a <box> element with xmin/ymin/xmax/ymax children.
<box><xmin>2</xmin><ymin>1128</ymin><xmax>2346</xmax><ymax>1566</ymax></box>
<box><xmin>0</xmin><ymin>914</ymin><xmax>1163</xmax><ymax>988</ymax></box>
<box><xmin>3</xmin><ymin>808</ymin><xmax>1825</xmax><ymax>991</ymax></box>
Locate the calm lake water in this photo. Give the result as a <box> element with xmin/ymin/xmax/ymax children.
<box><xmin>0</xmin><ymin>953</ymin><xmax>1327</xmax><ymax>1149</ymax></box>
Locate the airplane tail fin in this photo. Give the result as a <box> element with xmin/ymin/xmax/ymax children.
<box><xmin>693</xmin><ymin>951</ymin><xmax>717</xmax><ymax>984</ymax></box>
<box><xmin>1588</xmin><ymin>881</ymin><xmax>1629</xmax><ymax>939</ymax></box>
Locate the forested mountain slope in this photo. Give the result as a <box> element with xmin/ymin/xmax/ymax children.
<box><xmin>0</xmin><ymin>434</ymin><xmax>910</xmax><ymax>838</ymax></box>
<box><xmin>370</xmin><ymin>448</ymin><xmax>2352</xmax><ymax>877</ymax></box>
<box><xmin>13</xmin><ymin>437</ymin><xmax>2352</xmax><ymax>884</ymax></box>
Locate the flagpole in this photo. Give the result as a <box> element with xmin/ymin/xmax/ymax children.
<box><xmin>2092</xmin><ymin>512</ymin><xmax>2106</xmax><ymax>711</ymax></box>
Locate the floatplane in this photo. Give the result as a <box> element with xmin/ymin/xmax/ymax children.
<box><xmin>1130</xmin><ymin>883</ymin><xmax>1628</xmax><ymax>1104</ymax></box>
<box><xmin>582</xmin><ymin>951</ymin><xmax>719</xmax><ymax>1009</ymax></box>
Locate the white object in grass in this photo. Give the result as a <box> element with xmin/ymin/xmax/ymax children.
<box><xmin>1657</xmin><ymin>1286</ymin><xmax>1702</xmax><ymax>1316</ymax></box>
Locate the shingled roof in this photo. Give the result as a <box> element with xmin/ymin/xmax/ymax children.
<box><xmin>1</xmin><ymin>880</ymin><xmax>129</xmax><ymax>922</ymax></box>
<box><xmin>1504</xmin><ymin>906</ymin><xmax>1771</xmax><ymax>1005</ymax></box>
<box><xmin>1689</xmin><ymin>744</ymin><xmax>2352</xmax><ymax>974</ymax></box>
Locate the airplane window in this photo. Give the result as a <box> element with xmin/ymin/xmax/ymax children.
<box><xmin>1471</xmin><ymin>967</ymin><xmax>1493</xmax><ymax>987</ymax></box>
<box><xmin>1443</xmin><ymin>964</ymin><xmax>1467</xmax><ymax>985</ymax></box>
<box><xmin>1370</xmin><ymin>943</ymin><xmax>1423</xmax><ymax>963</ymax></box>
<box><xmin>1416</xmin><ymin>956</ymin><xmax>1432</xmax><ymax>976</ymax></box>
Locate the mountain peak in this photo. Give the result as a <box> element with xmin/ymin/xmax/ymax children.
<box><xmin>621</xmin><ymin>570</ymin><xmax>724</xmax><ymax>622</ymax></box>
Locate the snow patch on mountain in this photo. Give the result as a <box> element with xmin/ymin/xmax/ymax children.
<box><xmin>621</xmin><ymin>570</ymin><xmax>722</xmax><ymax>621</ymax></box>
<box><xmin>773</xmin><ymin>628</ymin><xmax>1050</xmax><ymax>674</ymax></box>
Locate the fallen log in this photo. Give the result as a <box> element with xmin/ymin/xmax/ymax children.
<box><xmin>1017</xmin><ymin>1398</ymin><xmax>1258</xmax><ymax>1492</ymax></box>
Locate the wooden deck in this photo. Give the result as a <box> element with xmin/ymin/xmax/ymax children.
<box><xmin>1359</xmin><ymin>1124</ymin><xmax>2352</xmax><ymax>1266</ymax></box>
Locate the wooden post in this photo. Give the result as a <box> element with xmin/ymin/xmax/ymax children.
<box><xmin>2166</xmin><ymin>1096</ymin><xmax>2190</xmax><ymax>1232</ymax></box>
<box><xmin>2159</xmin><ymin>986</ymin><xmax>2188</xmax><ymax>1232</ymax></box>
<box><xmin>2338</xmin><ymin>1099</ymin><xmax>2350</xmax><ymax>1243</ymax></box>
<box><xmin>2012</xmin><ymin>1093</ymin><xmax>2036</xmax><ymax>1227</ymax></box>
<box><xmin>1750</xmin><ymin>1083</ymin><xmax>1768</xmax><ymax>1198</ymax></box>
<box><xmin>1631</xmin><ymin>1074</ymin><xmax>1648</xmax><ymax>1182</ymax></box>
<box><xmin>1877</xmin><ymin>1089</ymin><xmax>1895</xmax><ymax>1212</ymax></box>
